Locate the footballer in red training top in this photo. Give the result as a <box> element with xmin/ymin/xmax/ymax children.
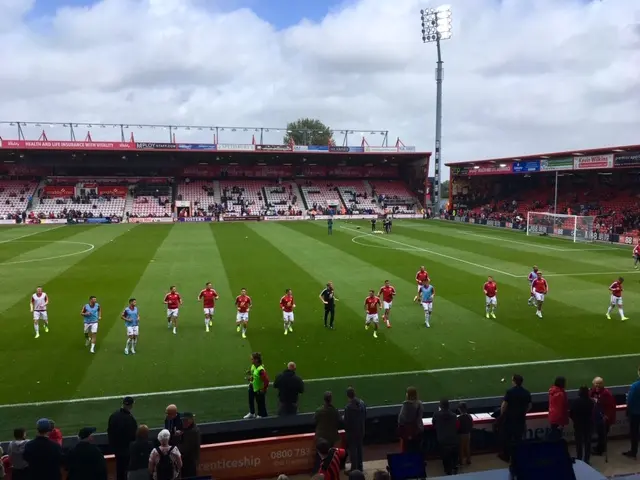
<box><xmin>415</xmin><ymin>266</ymin><xmax>430</xmax><ymax>292</ymax></box>
<box><xmin>378</xmin><ymin>280</ymin><xmax>396</xmax><ymax>328</ymax></box>
<box><xmin>198</xmin><ymin>282</ymin><xmax>219</xmax><ymax>333</ymax></box>
<box><xmin>280</xmin><ymin>289</ymin><xmax>296</xmax><ymax>336</ymax></box>
<box><xmin>607</xmin><ymin>277</ymin><xmax>628</xmax><ymax>321</ymax></box>
<box><xmin>164</xmin><ymin>286</ymin><xmax>183</xmax><ymax>334</ymax></box>
<box><xmin>235</xmin><ymin>288</ymin><xmax>252</xmax><ymax>339</ymax></box>
<box><xmin>483</xmin><ymin>276</ymin><xmax>497</xmax><ymax>319</ymax></box>
<box><xmin>634</xmin><ymin>244</ymin><xmax>640</xmax><ymax>269</ymax></box>
<box><xmin>364</xmin><ymin>290</ymin><xmax>382</xmax><ymax>338</ymax></box>
<box><xmin>531</xmin><ymin>272</ymin><xmax>548</xmax><ymax>319</ymax></box>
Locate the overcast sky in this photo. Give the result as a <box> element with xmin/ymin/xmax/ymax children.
<box><xmin>0</xmin><ymin>0</ymin><xmax>639</xmax><ymax>177</ymax></box>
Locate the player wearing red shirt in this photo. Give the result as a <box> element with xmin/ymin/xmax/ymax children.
<box><xmin>235</xmin><ymin>288</ymin><xmax>252</xmax><ymax>339</ymax></box>
<box><xmin>280</xmin><ymin>289</ymin><xmax>296</xmax><ymax>336</ymax></box>
<box><xmin>483</xmin><ymin>276</ymin><xmax>498</xmax><ymax>319</ymax></box>
<box><xmin>415</xmin><ymin>266</ymin><xmax>430</xmax><ymax>293</ymax></box>
<box><xmin>378</xmin><ymin>280</ymin><xmax>396</xmax><ymax>328</ymax></box>
<box><xmin>531</xmin><ymin>272</ymin><xmax>548</xmax><ymax>318</ymax></box>
<box><xmin>364</xmin><ymin>290</ymin><xmax>382</xmax><ymax>338</ymax></box>
<box><xmin>607</xmin><ymin>277</ymin><xmax>628</xmax><ymax>321</ymax></box>
<box><xmin>164</xmin><ymin>286</ymin><xmax>183</xmax><ymax>335</ymax></box>
<box><xmin>198</xmin><ymin>282</ymin><xmax>219</xmax><ymax>333</ymax></box>
<box><xmin>634</xmin><ymin>245</ymin><xmax>640</xmax><ymax>269</ymax></box>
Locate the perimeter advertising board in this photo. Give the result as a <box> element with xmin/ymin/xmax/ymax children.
<box><xmin>540</xmin><ymin>158</ymin><xmax>573</xmax><ymax>171</ymax></box>
<box><xmin>573</xmin><ymin>154</ymin><xmax>614</xmax><ymax>170</ymax></box>
<box><xmin>615</xmin><ymin>152</ymin><xmax>640</xmax><ymax>168</ymax></box>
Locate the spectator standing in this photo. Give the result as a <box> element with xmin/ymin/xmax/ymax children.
<box><xmin>8</xmin><ymin>428</ymin><xmax>29</xmax><ymax>480</ymax></box>
<box><xmin>571</xmin><ymin>386</ymin><xmax>594</xmax><ymax>464</ymax></box>
<box><xmin>590</xmin><ymin>376</ymin><xmax>616</xmax><ymax>456</ymax></box>
<box><xmin>315</xmin><ymin>391</ymin><xmax>341</xmax><ymax>447</ymax></box>
<box><xmin>315</xmin><ymin>438</ymin><xmax>347</xmax><ymax>480</ymax></box>
<box><xmin>343</xmin><ymin>387</ymin><xmax>366</xmax><ymax>473</ymax></box>
<box><xmin>108</xmin><ymin>396</ymin><xmax>138</xmax><ymax>480</ymax></box>
<box><xmin>624</xmin><ymin>366</ymin><xmax>640</xmax><ymax>459</ymax></box>
<box><xmin>128</xmin><ymin>425</ymin><xmax>154</xmax><ymax>480</ymax></box>
<box><xmin>47</xmin><ymin>421</ymin><xmax>63</xmax><ymax>446</ymax></box>
<box><xmin>66</xmin><ymin>427</ymin><xmax>107</xmax><ymax>480</ymax></box>
<box><xmin>244</xmin><ymin>352</ymin><xmax>269</xmax><ymax>418</ymax></box>
<box><xmin>22</xmin><ymin>418</ymin><xmax>63</xmax><ymax>480</ymax></box>
<box><xmin>548</xmin><ymin>376</ymin><xmax>569</xmax><ymax>439</ymax></box>
<box><xmin>432</xmin><ymin>399</ymin><xmax>459</xmax><ymax>475</ymax></box>
<box><xmin>499</xmin><ymin>374</ymin><xmax>532</xmax><ymax>463</ymax></box>
<box><xmin>398</xmin><ymin>386</ymin><xmax>424</xmax><ymax>454</ymax></box>
<box><xmin>149</xmin><ymin>429</ymin><xmax>182</xmax><ymax>480</ymax></box>
<box><xmin>457</xmin><ymin>402</ymin><xmax>473</xmax><ymax>466</ymax></box>
<box><xmin>179</xmin><ymin>412</ymin><xmax>201</xmax><ymax>479</ymax></box>
<box><xmin>164</xmin><ymin>405</ymin><xmax>182</xmax><ymax>446</ymax></box>
<box><xmin>274</xmin><ymin>361</ymin><xmax>305</xmax><ymax>415</ymax></box>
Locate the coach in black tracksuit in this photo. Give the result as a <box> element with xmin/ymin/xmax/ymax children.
<box><xmin>320</xmin><ymin>282</ymin><xmax>338</xmax><ymax>329</ymax></box>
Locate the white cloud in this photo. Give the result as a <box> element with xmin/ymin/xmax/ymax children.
<box><xmin>0</xmin><ymin>0</ymin><xmax>639</xmax><ymax>173</ymax></box>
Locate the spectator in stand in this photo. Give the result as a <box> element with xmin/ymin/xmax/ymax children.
<box><xmin>591</xmin><ymin>376</ymin><xmax>616</xmax><ymax>456</ymax></box>
<box><xmin>179</xmin><ymin>412</ymin><xmax>201</xmax><ymax>479</ymax></box>
<box><xmin>8</xmin><ymin>428</ymin><xmax>29</xmax><ymax>480</ymax></box>
<box><xmin>499</xmin><ymin>374</ymin><xmax>531</xmax><ymax>463</ymax></box>
<box><xmin>274</xmin><ymin>361</ymin><xmax>305</xmax><ymax>416</ymax></box>
<box><xmin>624</xmin><ymin>366</ymin><xmax>640</xmax><ymax>459</ymax></box>
<box><xmin>315</xmin><ymin>438</ymin><xmax>347</xmax><ymax>480</ymax></box>
<box><xmin>398</xmin><ymin>386</ymin><xmax>424</xmax><ymax>454</ymax></box>
<box><xmin>47</xmin><ymin>420</ymin><xmax>63</xmax><ymax>446</ymax></box>
<box><xmin>164</xmin><ymin>405</ymin><xmax>182</xmax><ymax>446</ymax></box>
<box><xmin>23</xmin><ymin>418</ymin><xmax>63</xmax><ymax>480</ymax></box>
<box><xmin>149</xmin><ymin>429</ymin><xmax>182</xmax><ymax>480</ymax></box>
<box><xmin>315</xmin><ymin>391</ymin><xmax>341</xmax><ymax>448</ymax></box>
<box><xmin>343</xmin><ymin>387</ymin><xmax>366</xmax><ymax>473</ymax></box>
<box><xmin>65</xmin><ymin>427</ymin><xmax>107</xmax><ymax>480</ymax></box>
<box><xmin>571</xmin><ymin>386</ymin><xmax>594</xmax><ymax>465</ymax></box>
<box><xmin>108</xmin><ymin>396</ymin><xmax>138</xmax><ymax>480</ymax></box>
<box><xmin>548</xmin><ymin>376</ymin><xmax>569</xmax><ymax>440</ymax></box>
<box><xmin>457</xmin><ymin>402</ymin><xmax>473</xmax><ymax>466</ymax></box>
<box><xmin>128</xmin><ymin>425</ymin><xmax>154</xmax><ymax>480</ymax></box>
<box><xmin>432</xmin><ymin>398</ymin><xmax>458</xmax><ymax>475</ymax></box>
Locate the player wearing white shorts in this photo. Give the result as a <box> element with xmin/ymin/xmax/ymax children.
<box><xmin>122</xmin><ymin>298</ymin><xmax>140</xmax><ymax>355</ymax></box>
<box><xmin>235</xmin><ymin>288</ymin><xmax>252</xmax><ymax>339</ymax></box>
<box><xmin>483</xmin><ymin>276</ymin><xmax>498</xmax><ymax>319</ymax></box>
<box><xmin>81</xmin><ymin>296</ymin><xmax>101</xmax><ymax>353</ymax></box>
<box><xmin>634</xmin><ymin>245</ymin><xmax>640</xmax><ymax>270</ymax></box>
<box><xmin>30</xmin><ymin>287</ymin><xmax>49</xmax><ymax>338</ymax></box>
<box><xmin>364</xmin><ymin>290</ymin><xmax>382</xmax><ymax>338</ymax></box>
<box><xmin>378</xmin><ymin>280</ymin><xmax>396</xmax><ymax>328</ymax></box>
<box><xmin>198</xmin><ymin>282</ymin><xmax>219</xmax><ymax>333</ymax></box>
<box><xmin>280</xmin><ymin>289</ymin><xmax>296</xmax><ymax>335</ymax></box>
<box><xmin>527</xmin><ymin>266</ymin><xmax>539</xmax><ymax>306</ymax></box>
<box><xmin>606</xmin><ymin>277</ymin><xmax>628</xmax><ymax>321</ymax></box>
<box><xmin>531</xmin><ymin>272</ymin><xmax>548</xmax><ymax>318</ymax></box>
<box><xmin>164</xmin><ymin>286</ymin><xmax>183</xmax><ymax>335</ymax></box>
<box><xmin>417</xmin><ymin>282</ymin><xmax>435</xmax><ymax>328</ymax></box>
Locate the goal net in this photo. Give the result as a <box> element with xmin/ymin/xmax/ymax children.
<box><xmin>526</xmin><ymin>212</ymin><xmax>595</xmax><ymax>242</ymax></box>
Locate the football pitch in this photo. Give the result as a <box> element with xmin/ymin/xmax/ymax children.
<box><xmin>0</xmin><ymin>219</ymin><xmax>639</xmax><ymax>440</ymax></box>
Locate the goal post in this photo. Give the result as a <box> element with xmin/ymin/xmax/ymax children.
<box><xmin>526</xmin><ymin>212</ymin><xmax>595</xmax><ymax>242</ymax></box>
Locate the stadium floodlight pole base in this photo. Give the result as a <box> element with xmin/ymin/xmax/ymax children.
<box><xmin>526</xmin><ymin>212</ymin><xmax>595</xmax><ymax>242</ymax></box>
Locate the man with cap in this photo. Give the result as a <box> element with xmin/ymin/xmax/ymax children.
<box><xmin>23</xmin><ymin>418</ymin><xmax>64</xmax><ymax>480</ymax></box>
<box><xmin>65</xmin><ymin>427</ymin><xmax>107</xmax><ymax>480</ymax></box>
<box><xmin>179</xmin><ymin>412</ymin><xmax>201</xmax><ymax>479</ymax></box>
<box><xmin>108</xmin><ymin>396</ymin><xmax>138</xmax><ymax>480</ymax></box>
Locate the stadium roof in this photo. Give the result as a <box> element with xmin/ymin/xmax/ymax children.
<box><xmin>445</xmin><ymin>143</ymin><xmax>640</xmax><ymax>168</ymax></box>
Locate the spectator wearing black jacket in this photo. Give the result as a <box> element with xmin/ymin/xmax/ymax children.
<box><xmin>571</xmin><ymin>386</ymin><xmax>594</xmax><ymax>464</ymax></box>
<box><xmin>274</xmin><ymin>362</ymin><xmax>305</xmax><ymax>415</ymax></box>
<box><xmin>108</xmin><ymin>396</ymin><xmax>138</xmax><ymax>480</ymax></box>
<box><xmin>180</xmin><ymin>412</ymin><xmax>201</xmax><ymax>479</ymax></box>
<box><xmin>343</xmin><ymin>387</ymin><xmax>366</xmax><ymax>473</ymax></box>
<box><xmin>128</xmin><ymin>425</ymin><xmax>154</xmax><ymax>480</ymax></box>
<box><xmin>23</xmin><ymin>418</ymin><xmax>63</xmax><ymax>480</ymax></box>
<box><xmin>66</xmin><ymin>427</ymin><xmax>107</xmax><ymax>480</ymax></box>
<box><xmin>433</xmin><ymin>399</ymin><xmax>459</xmax><ymax>475</ymax></box>
<box><xmin>164</xmin><ymin>404</ymin><xmax>182</xmax><ymax>446</ymax></box>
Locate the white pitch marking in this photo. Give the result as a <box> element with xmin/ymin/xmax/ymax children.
<box><xmin>528</xmin><ymin>270</ymin><xmax>640</xmax><ymax>278</ymax></box>
<box><xmin>0</xmin><ymin>226</ymin><xmax>65</xmax><ymax>244</ymax></box>
<box><xmin>342</xmin><ymin>226</ymin><xmax>519</xmax><ymax>278</ymax></box>
<box><xmin>0</xmin><ymin>240</ymin><xmax>95</xmax><ymax>266</ymax></box>
<box><xmin>1</xmin><ymin>352</ymin><xmax>638</xmax><ymax>409</ymax></box>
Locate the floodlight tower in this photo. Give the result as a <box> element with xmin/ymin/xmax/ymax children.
<box><xmin>421</xmin><ymin>5</ymin><xmax>452</xmax><ymax>208</ymax></box>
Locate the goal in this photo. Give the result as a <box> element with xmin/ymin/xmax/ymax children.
<box><xmin>526</xmin><ymin>212</ymin><xmax>595</xmax><ymax>242</ymax></box>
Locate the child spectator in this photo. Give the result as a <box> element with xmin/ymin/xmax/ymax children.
<box><xmin>48</xmin><ymin>420</ymin><xmax>63</xmax><ymax>446</ymax></box>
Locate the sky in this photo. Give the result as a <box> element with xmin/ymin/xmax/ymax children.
<box><xmin>0</xmin><ymin>0</ymin><xmax>639</xmax><ymax>176</ymax></box>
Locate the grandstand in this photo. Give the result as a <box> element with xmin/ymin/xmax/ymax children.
<box><xmin>0</xmin><ymin>181</ymin><xmax>37</xmax><ymax>219</ymax></box>
<box><xmin>219</xmin><ymin>180</ymin><xmax>266</xmax><ymax>216</ymax></box>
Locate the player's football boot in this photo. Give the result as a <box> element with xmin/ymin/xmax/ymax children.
<box><xmin>44</xmin><ymin>325</ymin><xmax>49</xmax><ymax>333</ymax></box>
<box><xmin>242</xmin><ymin>332</ymin><xmax>247</xmax><ymax>339</ymax></box>
<box><xmin>365</xmin><ymin>324</ymin><xmax>369</xmax><ymax>330</ymax></box>
<box><xmin>490</xmin><ymin>312</ymin><xmax>496</xmax><ymax>319</ymax></box>
<box><xmin>373</xmin><ymin>331</ymin><xmax>378</xmax><ymax>338</ymax></box>
<box><xmin>288</xmin><ymin>325</ymin><xmax>293</xmax><ymax>333</ymax></box>
<box><xmin>205</xmin><ymin>325</ymin><xmax>210</xmax><ymax>333</ymax></box>
<box><xmin>236</xmin><ymin>325</ymin><xmax>241</xmax><ymax>333</ymax></box>
<box><xmin>606</xmin><ymin>313</ymin><xmax>612</xmax><ymax>320</ymax></box>
<box><xmin>622</xmin><ymin>316</ymin><xmax>629</xmax><ymax>321</ymax></box>
<box><xmin>124</xmin><ymin>348</ymin><xmax>129</xmax><ymax>355</ymax></box>
<box><xmin>35</xmin><ymin>332</ymin><xmax>40</xmax><ymax>339</ymax></box>
<box><xmin>485</xmin><ymin>313</ymin><xmax>490</xmax><ymax>319</ymax></box>
<box><xmin>284</xmin><ymin>329</ymin><xmax>288</xmax><ymax>336</ymax></box>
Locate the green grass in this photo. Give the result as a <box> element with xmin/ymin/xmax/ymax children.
<box><xmin>0</xmin><ymin>220</ymin><xmax>639</xmax><ymax>441</ymax></box>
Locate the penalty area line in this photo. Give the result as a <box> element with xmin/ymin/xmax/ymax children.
<box><xmin>1</xmin><ymin>352</ymin><xmax>639</xmax><ymax>409</ymax></box>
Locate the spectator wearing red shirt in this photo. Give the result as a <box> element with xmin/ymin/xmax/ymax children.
<box><xmin>315</xmin><ymin>438</ymin><xmax>346</xmax><ymax>480</ymax></box>
<box><xmin>590</xmin><ymin>377</ymin><xmax>616</xmax><ymax>456</ymax></box>
<box><xmin>48</xmin><ymin>421</ymin><xmax>63</xmax><ymax>446</ymax></box>
<box><xmin>548</xmin><ymin>376</ymin><xmax>569</xmax><ymax>439</ymax></box>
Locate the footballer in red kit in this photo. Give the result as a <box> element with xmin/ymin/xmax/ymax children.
<box><xmin>378</xmin><ymin>280</ymin><xmax>396</xmax><ymax>328</ymax></box>
<box><xmin>198</xmin><ymin>282</ymin><xmax>219</xmax><ymax>333</ymax></box>
<box><xmin>364</xmin><ymin>290</ymin><xmax>382</xmax><ymax>338</ymax></box>
<box><xmin>235</xmin><ymin>288</ymin><xmax>252</xmax><ymax>339</ymax></box>
<box><xmin>164</xmin><ymin>286</ymin><xmax>183</xmax><ymax>334</ymax></box>
<box><xmin>415</xmin><ymin>266</ymin><xmax>430</xmax><ymax>296</ymax></box>
<box><xmin>483</xmin><ymin>276</ymin><xmax>498</xmax><ymax>319</ymax></box>
<box><xmin>531</xmin><ymin>272</ymin><xmax>548</xmax><ymax>318</ymax></box>
<box><xmin>634</xmin><ymin>245</ymin><xmax>640</xmax><ymax>269</ymax></box>
<box><xmin>280</xmin><ymin>289</ymin><xmax>296</xmax><ymax>335</ymax></box>
<box><xmin>607</xmin><ymin>277</ymin><xmax>628</xmax><ymax>321</ymax></box>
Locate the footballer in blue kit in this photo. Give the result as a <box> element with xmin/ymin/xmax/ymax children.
<box><xmin>81</xmin><ymin>296</ymin><xmax>101</xmax><ymax>354</ymax></box>
<box><xmin>417</xmin><ymin>282</ymin><xmax>435</xmax><ymax>328</ymax></box>
<box><xmin>121</xmin><ymin>298</ymin><xmax>140</xmax><ymax>355</ymax></box>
